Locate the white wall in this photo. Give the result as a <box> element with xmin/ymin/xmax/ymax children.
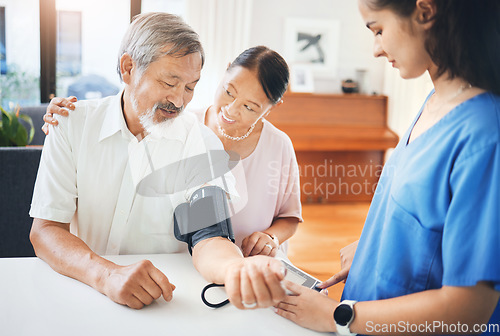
<box><xmin>184</xmin><ymin>0</ymin><xmax>254</xmax><ymax>110</ymax></box>
<box><xmin>248</xmin><ymin>0</ymin><xmax>386</xmax><ymax>94</ymax></box>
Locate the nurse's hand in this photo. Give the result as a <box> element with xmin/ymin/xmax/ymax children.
<box><xmin>224</xmin><ymin>256</ymin><xmax>286</xmax><ymax>309</ymax></box>
<box><xmin>274</xmin><ymin>280</ymin><xmax>338</xmax><ymax>332</ymax></box>
<box><xmin>317</xmin><ymin>239</ymin><xmax>358</xmax><ymax>289</ymax></box>
<box><xmin>42</xmin><ymin>96</ymin><xmax>77</xmax><ymax>135</ymax></box>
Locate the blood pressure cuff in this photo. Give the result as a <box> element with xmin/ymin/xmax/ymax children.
<box><xmin>173</xmin><ymin>186</ymin><xmax>234</xmax><ymax>254</ymax></box>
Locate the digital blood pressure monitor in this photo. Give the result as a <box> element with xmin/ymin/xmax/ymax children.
<box><xmin>277</xmin><ymin>258</ymin><xmax>322</xmax><ymax>292</ymax></box>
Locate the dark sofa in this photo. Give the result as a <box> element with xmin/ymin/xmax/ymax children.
<box><xmin>0</xmin><ymin>105</ymin><xmax>46</xmax><ymax>257</ymax></box>
<box><xmin>0</xmin><ymin>147</ymin><xmax>42</xmax><ymax>257</ymax></box>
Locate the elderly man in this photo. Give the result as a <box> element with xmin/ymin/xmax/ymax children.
<box><xmin>30</xmin><ymin>12</ymin><xmax>285</xmax><ymax>310</ymax></box>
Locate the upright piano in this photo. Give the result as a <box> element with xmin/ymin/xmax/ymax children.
<box><xmin>266</xmin><ymin>92</ymin><xmax>399</xmax><ymax>203</ymax></box>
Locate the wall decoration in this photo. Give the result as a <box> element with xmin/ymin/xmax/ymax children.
<box><xmin>290</xmin><ymin>64</ymin><xmax>314</xmax><ymax>93</ymax></box>
<box><xmin>285</xmin><ymin>18</ymin><xmax>340</xmax><ymax>78</ymax></box>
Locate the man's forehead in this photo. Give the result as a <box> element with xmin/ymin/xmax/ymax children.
<box><xmin>159</xmin><ymin>45</ymin><xmax>202</xmax><ymax>65</ymax></box>
<box><xmin>155</xmin><ymin>52</ymin><xmax>202</xmax><ymax>82</ymax></box>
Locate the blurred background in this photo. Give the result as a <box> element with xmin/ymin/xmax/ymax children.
<box><xmin>0</xmin><ymin>0</ymin><xmax>433</xmax><ymax>137</ymax></box>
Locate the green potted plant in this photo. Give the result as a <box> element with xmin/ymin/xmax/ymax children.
<box><xmin>0</xmin><ymin>104</ymin><xmax>35</xmax><ymax>146</ymax></box>
<box><xmin>0</xmin><ymin>104</ymin><xmax>40</xmax><ymax>257</ymax></box>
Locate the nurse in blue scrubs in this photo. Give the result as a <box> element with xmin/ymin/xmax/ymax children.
<box><xmin>275</xmin><ymin>0</ymin><xmax>500</xmax><ymax>334</ymax></box>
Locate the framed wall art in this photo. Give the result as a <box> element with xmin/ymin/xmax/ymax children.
<box><xmin>289</xmin><ymin>64</ymin><xmax>314</xmax><ymax>93</ymax></box>
<box><xmin>284</xmin><ymin>18</ymin><xmax>340</xmax><ymax>78</ymax></box>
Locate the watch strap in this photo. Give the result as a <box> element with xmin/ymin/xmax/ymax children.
<box><xmin>334</xmin><ymin>300</ymin><xmax>357</xmax><ymax>336</ymax></box>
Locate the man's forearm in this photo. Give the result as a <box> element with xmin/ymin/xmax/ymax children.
<box><xmin>30</xmin><ymin>218</ymin><xmax>115</xmax><ymax>292</ymax></box>
<box><xmin>192</xmin><ymin>237</ymin><xmax>244</xmax><ymax>284</ymax></box>
<box><xmin>192</xmin><ymin>237</ymin><xmax>287</xmax><ymax>309</ymax></box>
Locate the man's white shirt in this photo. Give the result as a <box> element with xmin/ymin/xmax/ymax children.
<box><xmin>30</xmin><ymin>92</ymin><xmax>236</xmax><ymax>255</ymax></box>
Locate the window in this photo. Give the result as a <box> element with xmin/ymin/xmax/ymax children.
<box><xmin>0</xmin><ymin>0</ymin><xmax>178</xmax><ymax>106</ymax></box>
<box><xmin>0</xmin><ymin>0</ymin><xmax>40</xmax><ymax>107</ymax></box>
<box><xmin>55</xmin><ymin>0</ymin><xmax>130</xmax><ymax>100</ymax></box>
<box><xmin>0</xmin><ymin>7</ymin><xmax>6</xmax><ymax>75</ymax></box>
<box><xmin>57</xmin><ymin>11</ymin><xmax>82</xmax><ymax>77</ymax></box>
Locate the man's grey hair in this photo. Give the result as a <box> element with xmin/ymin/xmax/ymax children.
<box><xmin>117</xmin><ymin>12</ymin><xmax>205</xmax><ymax>81</ymax></box>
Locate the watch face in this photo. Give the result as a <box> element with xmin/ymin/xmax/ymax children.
<box><xmin>334</xmin><ymin>304</ymin><xmax>353</xmax><ymax>326</ymax></box>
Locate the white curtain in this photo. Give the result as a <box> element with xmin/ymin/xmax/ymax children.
<box><xmin>185</xmin><ymin>0</ymin><xmax>253</xmax><ymax>109</ymax></box>
<box><xmin>383</xmin><ymin>63</ymin><xmax>434</xmax><ymax>138</ymax></box>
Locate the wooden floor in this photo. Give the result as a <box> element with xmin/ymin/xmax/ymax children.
<box><xmin>287</xmin><ymin>202</ymin><xmax>370</xmax><ymax>300</ymax></box>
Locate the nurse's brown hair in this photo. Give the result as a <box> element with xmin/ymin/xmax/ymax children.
<box><xmin>364</xmin><ymin>0</ymin><xmax>500</xmax><ymax>95</ymax></box>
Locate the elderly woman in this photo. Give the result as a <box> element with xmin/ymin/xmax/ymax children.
<box><xmin>43</xmin><ymin>45</ymin><xmax>302</xmax><ymax>258</ymax></box>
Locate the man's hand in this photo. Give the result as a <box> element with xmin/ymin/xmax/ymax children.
<box><xmin>224</xmin><ymin>256</ymin><xmax>286</xmax><ymax>309</ymax></box>
<box><xmin>100</xmin><ymin>259</ymin><xmax>176</xmax><ymax>309</ymax></box>
<box><xmin>42</xmin><ymin>96</ymin><xmax>77</xmax><ymax>134</ymax></box>
<box><xmin>274</xmin><ymin>280</ymin><xmax>338</xmax><ymax>332</ymax></box>
<box><xmin>317</xmin><ymin>239</ymin><xmax>358</xmax><ymax>289</ymax></box>
<box><xmin>31</xmin><ymin>218</ymin><xmax>175</xmax><ymax>310</ymax></box>
<box><xmin>241</xmin><ymin>232</ymin><xmax>278</xmax><ymax>257</ymax></box>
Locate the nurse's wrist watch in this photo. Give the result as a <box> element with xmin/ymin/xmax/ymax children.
<box><xmin>333</xmin><ymin>300</ymin><xmax>358</xmax><ymax>336</ymax></box>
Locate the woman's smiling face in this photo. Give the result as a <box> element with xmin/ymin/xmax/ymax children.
<box><xmin>213</xmin><ymin>65</ymin><xmax>274</xmax><ymax>137</ymax></box>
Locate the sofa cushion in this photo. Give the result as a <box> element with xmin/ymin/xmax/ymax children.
<box><xmin>0</xmin><ymin>147</ymin><xmax>42</xmax><ymax>257</ymax></box>
<box><xmin>19</xmin><ymin>104</ymin><xmax>48</xmax><ymax>146</ymax></box>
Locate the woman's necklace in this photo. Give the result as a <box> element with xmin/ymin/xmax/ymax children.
<box><xmin>410</xmin><ymin>83</ymin><xmax>473</xmax><ymax>144</ymax></box>
<box><xmin>215</xmin><ymin>117</ymin><xmax>256</xmax><ymax>141</ymax></box>
<box><xmin>426</xmin><ymin>83</ymin><xmax>472</xmax><ymax>118</ymax></box>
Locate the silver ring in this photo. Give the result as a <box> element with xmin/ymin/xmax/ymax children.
<box><xmin>242</xmin><ymin>301</ymin><xmax>257</xmax><ymax>309</ymax></box>
<box><xmin>264</xmin><ymin>243</ymin><xmax>273</xmax><ymax>250</ymax></box>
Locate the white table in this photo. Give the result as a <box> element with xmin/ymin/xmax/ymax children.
<box><xmin>0</xmin><ymin>253</ymin><xmax>328</xmax><ymax>336</ymax></box>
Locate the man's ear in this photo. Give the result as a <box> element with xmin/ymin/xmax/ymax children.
<box><xmin>415</xmin><ymin>0</ymin><xmax>437</xmax><ymax>27</ymax></box>
<box><xmin>120</xmin><ymin>53</ymin><xmax>135</xmax><ymax>84</ymax></box>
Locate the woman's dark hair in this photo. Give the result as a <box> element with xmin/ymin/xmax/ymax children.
<box><xmin>228</xmin><ymin>46</ymin><xmax>289</xmax><ymax>105</ymax></box>
<box><xmin>365</xmin><ymin>0</ymin><xmax>500</xmax><ymax>95</ymax></box>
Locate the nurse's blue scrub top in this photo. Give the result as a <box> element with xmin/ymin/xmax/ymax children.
<box><xmin>343</xmin><ymin>92</ymin><xmax>500</xmax><ymax>334</ymax></box>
